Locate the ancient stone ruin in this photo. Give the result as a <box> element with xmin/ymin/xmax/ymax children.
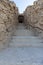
<box><xmin>0</xmin><ymin>0</ymin><xmax>43</xmax><ymax>49</ymax></box>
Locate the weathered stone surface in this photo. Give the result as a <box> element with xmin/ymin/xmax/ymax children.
<box><xmin>24</xmin><ymin>0</ymin><xmax>43</xmax><ymax>37</ymax></box>
<box><xmin>0</xmin><ymin>0</ymin><xmax>18</xmax><ymax>49</ymax></box>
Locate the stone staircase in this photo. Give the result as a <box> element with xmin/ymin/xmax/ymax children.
<box><xmin>0</xmin><ymin>23</ymin><xmax>43</xmax><ymax>65</ymax></box>
<box><xmin>10</xmin><ymin>23</ymin><xmax>43</xmax><ymax>47</ymax></box>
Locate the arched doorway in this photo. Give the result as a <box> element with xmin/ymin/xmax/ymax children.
<box><xmin>18</xmin><ymin>14</ymin><xmax>24</xmax><ymax>23</ymax></box>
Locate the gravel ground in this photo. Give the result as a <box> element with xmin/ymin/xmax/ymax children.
<box><xmin>0</xmin><ymin>47</ymin><xmax>43</xmax><ymax>65</ymax></box>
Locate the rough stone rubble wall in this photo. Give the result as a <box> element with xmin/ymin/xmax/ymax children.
<box><xmin>0</xmin><ymin>0</ymin><xmax>18</xmax><ymax>49</ymax></box>
<box><xmin>24</xmin><ymin>0</ymin><xmax>43</xmax><ymax>37</ymax></box>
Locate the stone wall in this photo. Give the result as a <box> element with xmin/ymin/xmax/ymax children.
<box><xmin>0</xmin><ymin>0</ymin><xmax>18</xmax><ymax>49</ymax></box>
<box><xmin>24</xmin><ymin>0</ymin><xmax>43</xmax><ymax>37</ymax></box>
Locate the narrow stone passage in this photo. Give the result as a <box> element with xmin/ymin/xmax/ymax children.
<box><xmin>0</xmin><ymin>0</ymin><xmax>43</xmax><ymax>65</ymax></box>
<box><xmin>0</xmin><ymin>23</ymin><xmax>43</xmax><ymax>65</ymax></box>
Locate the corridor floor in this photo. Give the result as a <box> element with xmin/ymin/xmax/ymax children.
<box><xmin>0</xmin><ymin>23</ymin><xmax>43</xmax><ymax>65</ymax></box>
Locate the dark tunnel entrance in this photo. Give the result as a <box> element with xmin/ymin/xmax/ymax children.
<box><xmin>18</xmin><ymin>15</ymin><xmax>24</xmax><ymax>23</ymax></box>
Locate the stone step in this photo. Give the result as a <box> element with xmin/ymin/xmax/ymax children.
<box><xmin>16</xmin><ymin>23</ymin><xmax>25</xmax><ymax>29</ymax></box>
<box><xmin>10</xmin><ymin>36</ymin><xmax>43</xmax><ymax>47</ymax></box>
<box><xmin>15</xmin><ymin>29</ymin><xmax>33</xmax><ymax>36</ymax></box>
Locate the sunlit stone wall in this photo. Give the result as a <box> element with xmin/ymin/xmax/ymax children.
<box><xmin>0</xmin><ymin>0</ymin><xmax>18</xmax><ymax>49</ymax></box>
<box><xmin>24</xmin><ymin>0</ymin><xmax>43</xmax><ymax>37</ymax></box>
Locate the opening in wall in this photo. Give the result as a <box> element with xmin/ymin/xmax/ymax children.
<box><xmin>18</xmin><ymin>15</ymin><xmax>24</xmax><ymax>23</ymax></box>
